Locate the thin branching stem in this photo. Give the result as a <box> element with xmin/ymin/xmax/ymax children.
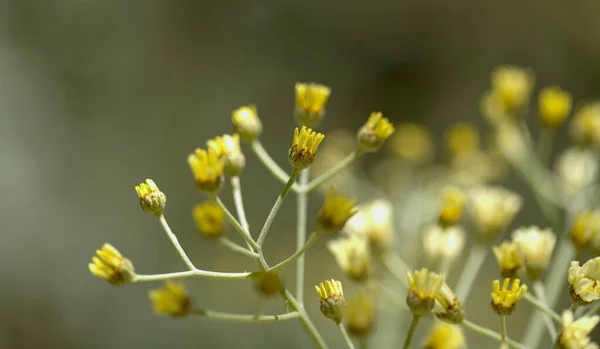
<box><xmin>522</xmin><ymin>292</ymin><xmax>561</xmax><ymax>323</ymax></box>
<box><xmin>217</xmin><ymin>237</ymin><xmax>259</xmax><ymax>259</ymax></box>
<box><xmin>133</xmin><ymin>270</ymin><xmax>252</xmax><ymax>282</ymax></box>
<box><xmin>158</xmin><ymin>215</ymin><xmax>196</xmax><ymax>270</ymax></box>
<box><xmin>269</xmin><ymin>232</ymin><xmax>322</xmax><ymax>271</ymax></box>
<box><xmin>303</xmin><ymin>150</ymin><xmax>361</xmax><ymax>193</ymax></box>
<box><xmin>500</xmin><ymin>315</ymin><xmax>507</xmax><ymax>344</ymax></box>
<box><xmin>337</xmin><ymin>322</ymin><xmax>357</xmax><ymax>349</ymax></box>
<box><xmin>193</xmin><ymin>309</ymin><xmax>300</xmax><ymax>323</ymax></box>
<box><xmin>403</xmin><ymin>315</ymin><xmax>420</xmax><ymax>349</ymax></box>
<box><xmin>215</xmin><ymin>196</ymin><xmax>260</xmax><ymax>252</ymax></box>
<box><xmin>282</xmin><ymin>289</ymin><xmax>330</xmax><ymax>349</ymax></box>
<box><xmin>257</xmin><ymin>169</ymin><xmax>299</xmax><ymax>247</ymax></box>
<box><xmin>380</xmin><ymin>252</ymin><xmax>410</xmax><ymax>288</ymax></box>
<box><xmin>251</xmin><ymin>140</ymin><xmax>300</xmax><ymax>192</ymax></box>
<box><xmin>462</xmin><ymin>319</ymin><xmax>528</xmax><ymax>349</ymax></box>
<box><xmin>231</xmin><ymin>176</ymin><xmax>251</xmax><ymax>233</ymax></box>
<box><xmin>454</xmin><ymin>244</ymin><xmax>488</xmax><ymax>301</ymax></box>
<box><xmin>295</xmin><ymin>169</ymin><xmax>309</xmax><ymax>302</ymax></box>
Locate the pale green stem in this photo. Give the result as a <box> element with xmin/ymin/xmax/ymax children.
<box><xmin>296</xmin><ymin>169</ymin><xmax>309</xmax><ymax>302</ymax></box>
<box><xmin>337</xmin><ymin>322</ymin><xmax>357</xmax><ymax>349</ymax></box>
<box><xmin>534</xmin><ymin>281</ymin><xmax>558</xmax><ymax>339</ymax></box>
<box><xmin>462</xmin><ymin>319</ymin><xmax>528</xmax><ymax>349</ymax></box>
<box><xmin>303</xmin><ymin>150</ymin><xmax>361</xmax><ymax>193</ymax></box>
<box><xmin>269</xmin><ymin>232</ymin><xmax>322</xmax><ymax>272</ymax></box>
<box><xmin>193</xmin><ymin>309</ymin><xmax>300</xmax><ymax>323</ymax></box>
<box><xmin>133</xmin><ymin>270</ymin><xmax>252</xmax><ymax>282</ymax></box>
<box><xmin>584</xmin><ymin>301</ymin><xmax>600</xmax><ymax>316</ymax></box>
<box><xmin>360</xmin><ymin>338</ymin><xmax>368</xmax><ymax>349</ymax></box>
<box><xmin>522</xmin><ymin>292</ymin><xmax>561</xmax><ymax>323</ymax></box>
<box><xmin>537</xmin><ymin>127</ymin><xmax>555</xmax><ymax>167</ymax></box>
<box><xmin>158</xmin><ymin>215</ymin><xmax>196</xmax><ymax>270</ymax></box>
<box><xmin>231</xmin><ymin>176</ymin><xmax>250</xmax><ymax>233</ymax></box>
<box><xmin>380</xmin><ymin>252</ymin><xmax>410</xmax><ymax>288</ymax></box>
<box><xmin>217</xmin><ymin>237</ymin><xmax>259</xmax><ymax>259</ymax></box>
<box><xmin>282</xmin><ymin>289</ymin><xmax>330</xmax><ymax>349</ymax></box>
<box><xmin>251</xmin><ymin>139</ymin><xmax>299</xmax><ymax>192</ymax></box>
<box><xmin>500</xmin><ymin>316</ymin><xmax>507</xmax><ymax>343</ymax></box>
<box><xmin>454</xmin><ymin>245</ymin><xmax>488</xmax><ymax>301</ymax></box>
<box><xmin>215</xmin><ymin>196</ymin><xmax>260</xmax><ymax>252</ymax></box>
<box><xmin>256</xmin><ymin>169</ymin><xmax>299</xmax><ymax>247</ymax></box>
<box><xmin>570</xmin><ymin>303</ymin><xmax>579</xmax><ymax>312</ymax></box>
<box><xmin>403</xmin><ymin>315</ymin><xmax>420</xmax><ymax>349</ymax></box>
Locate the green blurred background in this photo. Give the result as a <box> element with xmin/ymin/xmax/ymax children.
<box><xmin>1</xmin><ymin>0</ymin><xmax>600</xmax><ymax>348</ymax></box>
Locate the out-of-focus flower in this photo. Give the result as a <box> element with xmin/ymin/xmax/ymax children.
<box><xmin>423</xmin><ymin>322</ymin><xmax>465</xmax><ymax>349</ymax></box>
<box><xmin>467</xmin><ymin>186</ymin><xmax>523</xmax><ymax>242</ymax></box>
<box><xmin>316</xmin><ymin>189</ymin><xmax>357</xmax><ymax>233</ymax></box>
<box><xmin>445</xmin><ymin>122</ymin><xmax>480</xmax><ymax>156</ymax></box>
<box><xmin>555</xmin><ymin>147</ymin><xmax>599</xmax><ymax>197</ymax></box>
<box><xmin>207</xmin><ymin>133</ymin><xmax>245</xmax><ymax>176</ymax></box>
<box><xmin>344</xmin><ymin>291</ymin><xmax>375</xmax><ymax>338</ymax></box>
<box><xmin>149</xmin><ymin>281</ymin><xmax>192</xmax><ymax>317</ymax></box>
<box><xmin>434</xmin><ymin>282</ymin><xmax>464</xmax><ymax>324</ymax></box>
<box><xmin>232</xmin><ymin>105</ymin><xmax>262</xmax><ymax>141</ymax></box>
<box><xmin>493</xmin><ymin>241</ymin><xmax>523</xmax><ymax>278</ymax></box>
<box><xmin>490</xmin><ymin>278</ymin><xmax>527</xmax><ymax>316</ymax></box>
<box><xmin>494</xmin><ymin>121</ymin><xmax>530</xmax><ymax>163</ymax></box>
<box><xmin>568</xmin><ymin>258</ymin><xmax>600</xmax><ymax>305</ymax></box>
<box><xmin>315</xmin><ymin>279</ymin><xmax>345</xmax><ymax>323</ymax></box>
<box><xmin>343</xmin><ymin>199</ymin><xmax>394</xmax><ymax>249</ymax></box>
<box><xmin>557</xmin><ymin>310</ymin><xmax>600</xmax><ymax>349</ymax></box>
<box><xmin>295</xmin><ymin>82</ymin><xmax>331</xmax><ymax>127</ymax></box>
<box><xmin>289</xmin><ymin>126</ymin><xmax>325</xmax><ymax>170</ymax></box>
<box><xmin>192</xmin><ymin>201</ymin><xmax>225</xmax><ymax>238</ymax></box>
<box><xmin>423</xmin><ymin>225</ymin><xmax>466</xmax><ymax>264</ymax></box>
<box><xmin>538</xmin><ymin>86</ymin><xmax>572</xmax><ymax>128</ymax></box>
<box><xmin>389</xmin><ymin>122</ymin><xmax>433</xmax><ymax>162</ymax></box>
<box><xmin>438</xmin><ymin>186</ymin><xmax>466</xmax><ymax>227</ymax></box>
<box><xmin>491</xmin><ymin>65</ymin><xmax>534</xmax><ymax>112</ymax></box>
<box><xmin>481</xmin><ymin>90</ymin><xmax>511</xmax><ymax>124</ymax></box>
<box><xmin>253</xmin><ymin>271</ymin><xmax>282</xmax><ymax>297</ymax></box>
<box><xmin>571</xmin><ymin>210</ymin><xmax>600</xmax><ymax>251</ymax></box>
<box><xmin>513</xmin><ymin>226</ymin><xmax>556</xmax><ymax>281</ymax></box>
<box><xmin>89</xmin><ymin>243</ymin><xmax>135</xmax><ymax>285</ymax></box>
<box><xmin>328</xmin><ymin>235</ymin><xmax>371</xmax><ymax>281</ymax></box>
<box><xmin>406</xmin><ymin>268</ymin><xmax>443</xmax><ymax>316</ymax></box>
<box><xmin>449</xmin><ymin>150</ymin><xmax>506</xmax><ymax>186</ymax></box>
<box><xmin>135</xmin><ymin>179</ymin><xmax>167</xmax><ymax>216</ymax></box>
<box><xmin>571</xmin><ymin>104</ymin><xmax>600</xmax><ymax>146</ymax></box>
<box><xmin>357</xmin><ymin>112</ymin><xmax>395</xmax><ymax>152</ymax></box>
<box><xmin>187</xmin><ymin>148</ymin><xmax>224</xmax><ymax>193</ymax></box>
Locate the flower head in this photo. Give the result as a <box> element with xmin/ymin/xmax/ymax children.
<box><xmin>295</xmin><ymin>82</ymin><xmax>331</xmax><ymax>127</ymax></box>
<box><xmin>192</xmin><ymin>201</ymin><xmax>225</xmax><ymax>238</ymax></box>
<box><xmin>389</xmin><ymin>122</ymin><xmax>432</xmax><ymax>162</ymax></box>
<box><xmin>555</xmin><ymin>147</ymin><xmax>599</xmax><ymax>197</ymax></box>
<box><xmin>88</xmin><ymin>243</ymin><xmax>135</xmax><ymax>285</ymax></box>
<box><xmin>445</xmin><ymin>122</ymin><xmax>480</xmax><ymax>156</ymax></box>
<box><xmin>538</xmin><ymin>86</ymin><xmax>572</xmax><ymax>128</ymax></box>
<box><xmin>232</xmin><ymin>105</ymin><xmax>262</xmax><ymax>140</ymax></box>
<box><xmin>491</xmin><ymin>65</ymin><xmax>534</xmax><ymax>112</ymax></box>
<box><xmin>434</xmin><ymin>282</ymin><xmax>464</xmax><ymax>324</ymax></box>
<box><xmin>328</xmin><ymin>235</ymin><xmax>371</xmax><ymax>281</ymax></box>
<box><xmin>315</xmin><ymin>279</ymin><xmax>345</xmax><ymax>323</ymax></box>
<box><xmin>491</xmin><ymin>278</ymin><xmax>527</xmax><ymax>315</ymax></box>
<box><xmin>206</xmin><ymin>133</ymin><xmax>245</xmax><ymax>176</ymax></box>
<box><xmin>406</xmin><ymin>268</ymin><xmax>444</xmax><ymax>316</ymax></box>
<box><xmin>357</xmin><ymin>112</ymin><xmax>395</xmax><ymax>152</ymax></box>
<box><xmin>135</xmin><ymin>179</ymin><xmax>167</xmax><ymax>216</ymax></box>
<box><xmin>513</xmin><ymin>226</ymin><xmax>556</xmax><ymax>281</ymax></box>
<box><xmin>253</xmin><ymin>270</ymin><xmax>282</xmax><ymax>297</ymax></box>
<box><xmin>467</xmin><ymin>186</ymin><xmax>523</xmax><ymax>242</ymax></box>
<box><xmin>316</xmin><ymin>189</ymin><xmax>357</xmax><ymax>233</ymax></box>
<box><xmin>149</xmin><ymin>281</ymin><xmax>192</xmax><ymax>317</ymax></box>
<box><xmin>187</xmin><ymin>148</ymin><xmax>224</xmax><ymax>193</ymax></box>
<box><xmin>343</xmin><ymin>199</ymin><xmax>394</xmax><ymax>249</ymax></box>
<box><xmin>568</xmin><ymin>258</ymin><xmax>600</xmax><ymax>305</ymax></box>
<box><xmin>423</xmin><ymin>323</ymin><xmax>465</xmax><ymax>349</ymax></box>
<box><xmin>423</xmin><ymin>225</ymin><xmax>466</xmax><ymax>264</ymax></box>
<box><xmin>557</xmin><ymin>310</ymin><xmax>600</xmax><ymax>349</ymax></box>
<box><xmin>344</xmin><ymin>291</ymin><xmax>375</xmax><ymax>338</ymax></box>
<box><xmin>289</xmin><ymin>126</ymin><xmax>325</xmax><ymax>170</ymax></box>
<box><xmin>438</xmin><ymin>186</ymin><xmax>466</xmax><ymax>227</ymax></box>
<box><xmin>571</xmin><ymin>210</ymin><xmax>600</xmax><ymax>251</ymax></box>
<box><xmin>493</xmin><ymin>241</ymin><xmax>523</xmax><ymax>278</ymax></box>
<box><xmin>571</xmin><ymin>103</ymin><xmax>600</xmax><ymax>146</ymax></box>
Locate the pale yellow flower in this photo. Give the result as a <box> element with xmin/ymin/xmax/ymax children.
<box><xmin>445</xmin><ymin>122</ymin><xmax>480</xmax><ymax>156</ymax></box>
<box><xmin>568</xmin><ymin>258</ymin><xmax>600</xmax><ymax>305</ymax></box>
<box><xmin>232</xmin><ymin>105</ymin><xmax>262</xmax><ymax>140</ymax></box>
<box><xmin>206</xmin><ymin>133</ymin><xmax>245</xmax><ymax>176</ymax></box>
<box><xmin>423</xmin><ymin>322</ymin><xmax>465</xmax><ymax>349</ymax></box>
<box><xmin>433</xmin><ymin>282</ymin><xmax>464</xmax><ymax>324</ymax></box>
<box><xmin>423</xmin><ymin>225</ymin><xmax>466</xmax><ymax>264</ymax></box>
<box><xmin>491</xmin><ymin>65</ymin><xmax>534</xmax><ymax>112</ymax></box>
<box><xmin>149</xmin><ymin>281</ymin><xmax>191</xmax><ymax>317</ymax></box>
<box><xmin>557</xmin><ymin>310</ymin><xmax>600</xmax><ymax>349</ymax></box>
<box><xmin>571</xmin><ymin>103</ymin><xmax>600</xmax><ymax>146</ymax></box>
<box><xmin>491</xmin><ymin>278</ymin><xmax>527</xmax><ymax>315</ymax></box>
<box><xmin>343</xmin><ymin>199</ymin><xmax>394</xmax><ymax>248</ymax></box>
<box><xmin>88</xmin><ymin>243</ymin><xmax>135</xmax><ymax>285</ymax></box>
<box><xmin>438</xmin><ymin>186</ymin><xmax>466</xmax><ymax>227</ymax></box>
<box><xmin>289</xmin><ymin>126</ymin><xmax>325</xmax><ymax>170</ymax></box>
<box><xmin>571</xmin><ymin>210</ymin><xmax>600</xmax><ymax>251</ymax></box>
<box><xmin>187</xmin><ymin>148</ymin><xmax>224</xmax><ymax>193</ymax></box>
<box><xmin>344</xmin><ymin>291</ymin><xmax>375</xmax><ymax>338</ymax></box>
<box><xmin>389</xmin><ymin>122</ymin><xmax>433</xmax><ymax>162</ymax></box>
<box><xmin>316</xmin><ymin>189</ymin><xmax>357</xmax><ymax>233</ymax></box>
<box><xmin>192</xmin><ymin>201</ymin><xmax>225</xmax><ymax>238</ymax></box>
<box><xmin>135</xmin><ymin>179</ymin><xmax>167</xmax><ymax>216</ymax></box>
<box><xmin>513</xmin><ymin>226</ymin><xmax>556</xmax><ymax>281</ymax></box>
<box><xmin>295</xmin><ymin>82</ymin><xmax>331</xmax><ymax>127</ymax></box>
<box><xmin>467</xmin><ymin>186</ymin><xmax>523</xmax><ymax>241</ymax></box>
<box><xmin>493</xmin><ymin>241</ymin><xmax>523</xmax><ymax>278</ymax></box>
<box><xmin>357</xmin><ymin>112</ymin><xmax>395</xmax><ymax>151</ymax></box>
<box><xmin>555</xmin><ymin>147</ymin><xmax>599</xmax><ymax>197</ymax></box>
<box><xmin>538</xmin><ymin>86</ymin><xmax>572</xmax><ymax>128</ymax></box>
<box><xmin>328</xmin><ymin>235</ymin><xmax>371</xmax><ymax>281</ymax></box>
<box><xmin>406</xmin><ymin>268</ymin><xmax>443</xmax><ymax>316</ymax></box>
<box><xmin>315</xmin><ymin>279</ymin><xmax>345</xmax><ymax>323</ymax></box>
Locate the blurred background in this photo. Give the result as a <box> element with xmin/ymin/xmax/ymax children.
<box><xmin>1</xmin><ymin>0</ymin><xmax>600</xmax><ymax>348</ymax></box>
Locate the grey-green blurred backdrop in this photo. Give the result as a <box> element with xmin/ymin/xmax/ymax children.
<box><xmin>1</xmin><ymin>1</ymin><xmax>600</xmax><ymax>348</ymax></box>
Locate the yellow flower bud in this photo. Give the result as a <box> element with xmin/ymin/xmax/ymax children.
<box><xmin>135</xmin><ymin>179</ymin><xmax>166</xmax><ymax>216</ymax></box>
<box><xmin>315</xmin><ymin>279</ymin><xmax>345</xmax><ymax>323</ymax></box>
<box><xmin>568</xmin><ymin>258</ymin><xmax>600</xmax><ymax>306</ymax></box>
<box><xmin>434</xmin><ymin>282</ymin><xmax>464</xmax><ymax>324</ymax></box>
<box><xmin>438</xmin><ymin>186</ymin><xmax>466</xmax><ymax>227</ymax></box>
<box><xmin>316</xmin><ymin>189</ymin><xmax>357</xmax><ymax>233</ymax></box>
<box><xmin>491</xmin><ymin>278</ymin><xmax>527</xmax><ymax>316</ymax></box>
<box><xmin>187</xmin><ymin>148</ymin><xmax>224</xmax><ymax>193</ymax></box>
<box><xmin>571</xmin><ymin>210</ymin><xmax>600</xmax><ymax>251</ymax></box>
<box><xmin>289</xmin><ymin>126</ymin><xmax>325</xmax><ymax>170</ymax></box>
<box><xmin>538</xmin><ymin>86</ymin><xmax>572</xmax><ymax>128</ymax></box>
<box><xmin>389</xmin><ymin>122</ymin><xmax>432</xmax><ymax>162</ymax></box>
<box><xmin>570</xmin><ymin>103</ymin><xmax>600</xmax><ymax>146</ymax></box>
<box><xmin>467</xmin><ymin>186</ymin><xmax>523</xmax><ymax>242</ymax></box>
<box><xmin>206</xmin><ymin>133</ymin><xmax>245</xmax><ymax>176</ymax></box>
<box><xmin>406</xmin><ymin>268</ymin><xmax>443</xmax><ymax>316</ymax></box>
<box><xmin>423</xmin><ymin>322</ymin><xmax>465</xmax><ymax>349</ymax></box>
<box><xmin>491</xmin><ymin>65</ymin><xmax>534</xmax><ymax>112</ymax></box>
<box><xmin>192</xmin><ymin>201</ymin><xmax>225</xmax><ymax>238</ymax></box>
<box><xmin>344</xmin><ymin>291</ymin><xmax>375</xmax><ymax>338</ymax></box>
<box><xmin>295</xmin><ymin>82</ymin><xmax>331</xmax><ymax>127</ymax></box>
<box><xmin>557</xmin><ymin>310</ymin><xmax>599</xmax><ymax>349</ymax></box>
<box><xmin>149</xmin><ymin>281</ymin><xmax>192</xmax><ymax>317</ymax></box>
<box><xmin>445</xmin><ymin>122</ymin><xmax>480</xmax><ymax>156</ymax></box>
<box><xmin>493</xmin><ymin>241</ymin><xmax>523</xmax><ymax>278</ymax></box>
<box><xmin>88</xmin><ymin>243</ymin><xmax>135</xmax><ymax>285</ymax></box>
<box><xmin>232</xmin><ymin>105</ymin><xmax>262</xmax><ymax>141</ymax></box>
<box><xmin>512</xmin><ymin>226</ymin><xmax>556</xmax><ymax>281</ymax></box>
<box><xmin>253</xmin><ymin>271</ymin><xmax>282</xmax><ymax>297</ymax></box>
<box><xmin>357</xmin><ymin>112</ymin><xmax>395</xmax><ymax>152</ymax></box>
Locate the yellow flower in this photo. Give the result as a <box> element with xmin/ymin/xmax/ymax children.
<box><xmin>423</xmin><ymin>225</ymin><xmax>466</xmax><ymax>264</ymax></box>
<box><xmin>568</xmin><ymin>258</ymin><xmax>600</xmax><ymax>305</ymax></box>
<box><xmin>357</xmin><ymin>112</ymin><xmax>395</xmax><ymax>151</ymax></box>
<box><xmin>491</xmin><ymin>65</ymin><xmax>534</xmax><ymax>112</ymax></box>
<box><xmin>492</xmin><ymin>241</ymin><xmax>523</xmax><ymax>278</ymax></box>
<box><xmin>538</xmin><ymin>86</ymin><xmax>572</xmax><ymax>128</ymax></box>
<box><xmin>434</xmin><ymin>282</ymin><xmax>464</xmax><ymax>324</ymax></box>
<box><xmin>135</xmin><ymin>179</ymin><xmax>167</xmax><ymax>216</ymax></box>
<box><xmin>192</xmin><ymin>201</ymin><xmax>225</xmax><ymax>238</ymax></box>
<box><xmin>512</xmin><ymin>226</ymin><xmax>556</xmax><ymax>281</ymax></box>
<box><xmin>295</xmin><ymin>82</ymin><xmax>331</xmax><ymax>127</ymax></box>
<box><xmin>570</xmin><ymin>103</ymin><xmax>600</xmax><ymax>146</ymax></box>
<box><xmin>445</xmin><ymin>122</ymin><xmax>480</xmax><ymax>156</ymax></box>
<box><xmin>328</xmin><ymin>235</ymin><xmax>371</xmax><ymax>281</ymax></box>
<box><xmin>187</xmin><ymin>148</ymin><xmax>224</xmax><ymax>193</ymax></box>
<box><xmin>557</xmin><ymin>310</ymin><xmax>600</xmax><ymax>349</ymax></box>
<box><xmin>253</xmin><ymin>270</ymin><xmax>282</xmax><ymax>297</ymax></box>
<box><xmin>343</xmin><ymin>199</ymin><xmax>394</xmax><ymax>249</ymax></box>
<box><xmin>344</xmin><ymin>291</ymin><xmax>375</xmax><ymax>338</ymax></box>
<box><xmin>88</xmin><ymin>243</ymin><xmax>135</xmax><ymax>285</ymax></box>
<box><xmin>571</xmin><ymin>210</ymin><xmax>600</xmax><ymax>251</ymax></box>
<box><xmin>438</xmin><ymin>186</ymin><xmax>466</xmax><ymax>227</ymax></box>
<box><xmin>289</xmin><ymin>126</ymin><xmax>325</xmax><ymax>170</ymax></box>
<box><xmin>206</xmin><ymin>133</ymin><xmax>245</xmax><ymax>176</ymax></box>
<box><xmin>149</xmin><ymin>281</ymin><xmax>192</xmax><ymax>317</ymax></box>
<box><xmin>555</xmin><ymin>147</ymin><xmax>599</xmax><ymax>197</ymax></box>
<box><xmin>467</xmin><ymin>186</ymin><xmax>523</xmax><ymax>242</ymax></box>
<box><xmin>232</xmin><ymin>105</ymin><xmax>262</xmax><ymax>140</ymax></box>
<box><xmin>315</xmin><ymin>279</ymin><xmax>345</xmax><ymax>323</ymax></box>
<box><xmin>406</xmin><ymin>268</ymin><xmax>443</xmax><ymax>316</ymax></box>
<box><xmin>423</xmin><ymin>322</ymin><xmax>465</xmax><ymax>349</ymax></box>
<box><xmin>389</xmin><ymin>122</ymin><xmax>433</xmax><ymax>162</ymax></box>
<box><xmin>316</xmin><ymin>189</ymin><xmax>357</xmax><ymax>233</ymax></box>
<box><xmin>491</xmin><ymin>278</ymin><xmax>527</xmax><ymax>316</ymax></box>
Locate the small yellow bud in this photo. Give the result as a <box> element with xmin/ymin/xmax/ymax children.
<box><xmin>389</xmin><ymin>122</ymin><xmax>432</xmax><ymax>162</ymax></box>
<box><xmin>315</xmin><ymin>279</ymin><xmax>345</xmax><ymax>323</ymax></box>
<box><xmin>512</xmin><ymin>226</ymin><xmax>556</xmax><ymax>281</ymax></box>
<box><xmin>149</xmin><ymin>281</ymin><xmax>192</xmax><ymax>317</ymax></box>
<box><xmin>491</xmin><ymin>65</ymin><xmax>534</xmax><ymax>112</ymax></box>
<box><xmin>570</xmin><ymin>103</ymin><xmax>600</xmax><ymax>146</ymax></box>
<box><xmin>192</xmin><ymin>201</ymin><xmax>225</xmax><ymax>238</ymax></box>
<box><xmin>135</xmin><ymin>179</ymin><xmax>166</xmax><ymax>216</ymax></box>
<box><xmin>467</xmin><ymin>186</ymin><xmax>523</xmax><ymax>242</ymax></box>
<box><xmin>357</xmin><ymin>112</ymin><xmax>395</xmax><ymax>152</ymax></box>
<box><xmin>568</xmin><ymin>258</ymin><xmax>600</xmax><ymax>306</ymax></box>
<box><xmin>406</xmin><ymin>268</ymin><xmax>443</xmax><ymax>316</ymax></box>
<box><xmin>557</xmin><ymin>310</ymin><xmax>600</xmax><ymax>349</ymax></box>
<box><xmin>295</xmin><ymin>82</ymin><xmax>331</xmax><ymax>127</ymax></box>
<box><xmin>187</xmin><ymin>148</ymin><xmax>224</xmax><ymax>193</ymax></box>
<box><xmin>570</xmin><ymin>210</ymin><xmax>600</xmax><ymax>251</ymax></box>
<box><xmin>493</xmin><ymin>241</ymin><xmax>523</xmax><ymax>278</ymax></box>
<box><xmin>88</xmin><ymin>243</ymin><xmax>135</xmax><ymax>285</ymax></box>
<box><xmin>438</xmin><ymin>186</ymin><xmax>466</xmax><ymax>227</ymax></box>
<box><xmin>491</xmin><ymin>278</ymin><xmax>527</xmax><ymax>316</ymax></box>
<box><xmin>445</xmin><ymin>122</ymin><xmax>480</xmax><ymax>156</ymax></box>
<box><xmin>434</xmin><ymin>282</ymin><xmax>464</xmax><ymax>324</ymax></box>
<box><xmin>538</xmin><ymin>86</ymin><xmax>572</xmax><ymax>128</ymax></box>
<box><xmin>423</xmin><ymin>323</ymin><xmax>465</xmax><ymax>349</ymax></box>
<box><xmin>206</xmin><ymin>134</ymin><xmax>245</xmax><ymax>176</ymax></box>
<box><xmin>328</xmin><ymin>235</ymin><xmax>371</xmax><ymax>281</ymax></box>
<box><xmin>344</xmin><ymin>291</ymin><xmax>375</xmax><ymax>338</ymax></box>
<box><xmin>232</xmin><ymin>105</ymin><xmax>262</xmax><ymax>140</ymax></box>
<box><xmin>253</xmin><ymin>271</ymin><xmax>282</xmax><ymax>297</ymax></box>
<box><xmin>316</xmin><ymin>189</ymin><xmax>357</xmax><ymax>233</ymax></box>
<box><xmin>289</xmin><ymin>126</ymin><xmax>325</xmax><ymax>170</ymax></box>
